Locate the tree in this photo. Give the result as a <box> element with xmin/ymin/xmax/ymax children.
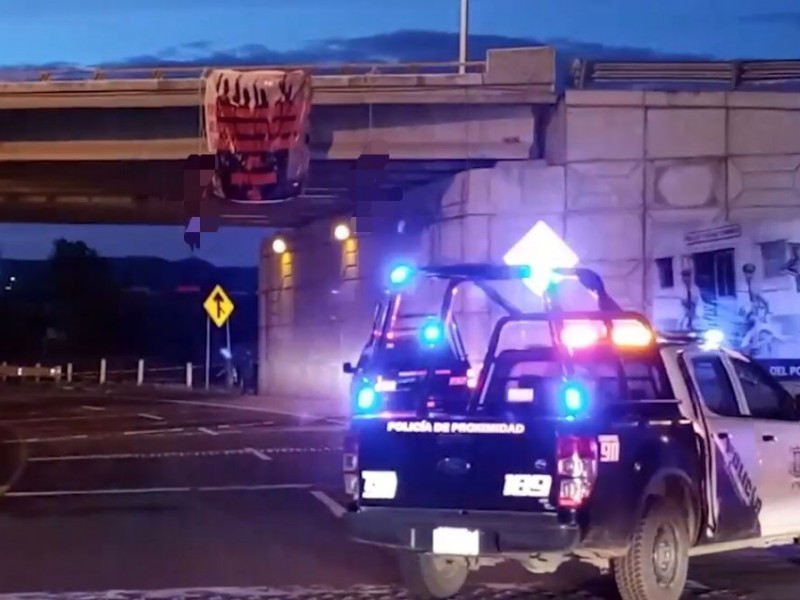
<box><xmin>47</xmin><ymin>239</ymin><xmax>122</xmax><ymax>358</ymax></box>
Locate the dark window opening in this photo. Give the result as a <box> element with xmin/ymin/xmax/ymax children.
<box><xmin>760</xmin><ymin>240</ymin><xmax>787</xmax><ymax>278</ymax></box>
<box><xmin>693</xmin><ymin>248</ymin><xmax>736</xmax><ymax>301</ymax></box>
<box><xmin>656</xmin><ymin>257</ymin><xmax>674</xmax><ymax>289</ymax></box>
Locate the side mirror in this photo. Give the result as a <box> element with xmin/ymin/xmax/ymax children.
<box><xmin>342</xmin><ymin>362</ymin><xmax>355</xmax><ymax>375</ymax></box>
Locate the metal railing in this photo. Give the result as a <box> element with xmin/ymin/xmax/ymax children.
<box><xmin>0</xmin><ymin>59</ymin><xmax>487</xmax><ymax>83</ymax></box>
<box><xmin>571</xmin><ymin>58</ymin><xmax>800</xmax><ymax>90</ymax></box>
<box><xmin>0</xmin><ymin>359</ymin><xmax>227</xmax><ymax>389</ymax></box>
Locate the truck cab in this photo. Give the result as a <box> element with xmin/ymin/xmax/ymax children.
<box><xmin>342</xmin><ymin>263</ymin><xmax>530</xmax><ymax>417</ymax></box>
<box><xmin>343</xmin><ymin>266</ymin><xmax>800</xmax><ymax>600</ymax></box>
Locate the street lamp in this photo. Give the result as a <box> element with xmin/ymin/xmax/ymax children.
<box><xmin>272</xmin><ymin>237</ymin><xmax>287</xmax><ymax>254</ymax></box>
<box><xmin>458</xmin><ymin>0</ymin><xmax>469</xmax><ymax>75</ymax></box>
<box><xmin>333</xmin><ymin>223</ymin><xmax>351</xmax><ymax>241</ymax></box>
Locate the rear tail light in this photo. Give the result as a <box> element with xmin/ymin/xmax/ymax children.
<box><xmin>556</xmin><ymin>435</ymin><xmax>598</xmax><ymax>508</ymax></box>
<box><xmin>343</xmin><ymin>432</ymin><xmax>359</xmax><ymax>499</ymax></box>
<box><xmin>467</xmin><ymin>366</ymin><xmax>480</xmax><ymax>389</ymax></box>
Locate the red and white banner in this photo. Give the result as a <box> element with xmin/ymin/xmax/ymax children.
<box><xmin>203</xmin><ymin>69</ymin><xmax>313</xmax><ymax>203</ymax></box>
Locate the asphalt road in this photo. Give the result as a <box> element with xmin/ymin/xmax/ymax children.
<box><xmin>0</xmin><ymin>387</ymin><xmax>798</xmax><ymax>599</ymax></box>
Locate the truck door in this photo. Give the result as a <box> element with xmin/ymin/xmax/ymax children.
<box><xmin>681</xmin><ymin>350</ymin><xmax>761</xmax><ymax>542</ymax></box>
<box><xmin>727</xmin><ymin>355</ymin><xmax>800</xmax><ymax>536</ymax></box>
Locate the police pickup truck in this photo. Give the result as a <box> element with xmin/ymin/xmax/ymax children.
<box><xmin>343</xmin><ymin>268</ymin><xmax>800</xmax><ymax>600</ymax></box>
<box><xmin>343</xmin><ymin>263</ymin><xmax>536</xmax><ymax>416</ymax></box>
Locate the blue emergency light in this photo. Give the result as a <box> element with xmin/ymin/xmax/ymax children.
<box><xmin>389</xmin><ymin>263</ymin><xmax>415</xmax><ymax>287</ymax></box>
<box><xmin>356</xmin><ymin>386</ymin><xmax>377</xmax><ymax>411</ymax></box>
<box><xmin>561</xmin><ymin>380</ymin><xmax>588</xmax><ymax>415</ymax></box>
<box><xmin>420</xmin><ymin>317</ymin><xmax>445</xmax><ymax>346</ymax></box>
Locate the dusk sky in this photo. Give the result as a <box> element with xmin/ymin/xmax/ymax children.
<box><xmin>1</xmin><ymin>0</ymin><xmax>798</xmax><ymax>266</ymax></box>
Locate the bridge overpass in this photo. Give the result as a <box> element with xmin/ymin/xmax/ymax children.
<box><xmin>4</xmin><ymin>51</ymin><xmax>800</xmax><ymax>412</ymax></box>
<box><xmin>0</xmin><ymin>46</ymin><xmax>556</xmax><ymax>226</ymax></box>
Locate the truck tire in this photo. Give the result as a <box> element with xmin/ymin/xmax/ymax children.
<box><xmin>397</xmin><ymin>551</ymin><xmax>468</xmax><ymax>599</ymax></box>
<box><xmin>613</xmin><ymin>498</ymin><xmax>690</xmax><ymax>600</ymax></box>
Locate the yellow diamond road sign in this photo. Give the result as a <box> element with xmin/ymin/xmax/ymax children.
<box><xmin>203</xmin><ymin>284</ymin><xmax>235</xmax><ymax>328</ymax></box>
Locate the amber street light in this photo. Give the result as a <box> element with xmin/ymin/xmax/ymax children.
<box><xmin>272</xmin><ymin>237</ymin><xmax>287</xmax><ymax>254</ymax></box>
<box><xmin>333</xmin><ymin>223</ymin><xmax>351</xmax><ymax>241</ymax></box>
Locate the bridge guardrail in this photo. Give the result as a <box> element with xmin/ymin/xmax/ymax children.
<box><xmin>0</xmin><ymin>60</ymin><xmax>488</xmax><ymax>83</ymax></box>
<box><xmin>571</xmin><ymin>58</ymin><xmax>800</xmax><ymax>90</ymax></box>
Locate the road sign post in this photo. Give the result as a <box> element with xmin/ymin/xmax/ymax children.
<box><xmin>205</xmin><ymin>316</ymin><xmax>210</xmax><ymax>390</ymax></box>
<box><xmin>203</xmin><ymin>285</ymin><xmax>236</xmax><ymax>391</ymax></box>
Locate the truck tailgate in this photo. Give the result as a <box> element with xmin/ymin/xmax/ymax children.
<box><xmin>355</xmin><ymin>416</ymin><xmax>558</xmax><ymax>512</ymax></box>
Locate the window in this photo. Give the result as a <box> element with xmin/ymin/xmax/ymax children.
<box><xmin>731</xmin><ymin>358</ymin><xmax>796</xmax><ymax>421</ymax></box>
<box><xmin>690</xmin><ymin>356</ymin><xmax>740</xmax><ymax>417</ymax></box>
<box><xmin>760</xmin><ymin>240</ymin><xmax>787</xmax><ymax>278</ymax></box>
<box><xmin>655</xmin><ymin>257</ymin><xmax>674</xmax><ymax>289</ymax></box>
<box><xmin>479</xmin><ymin>346</ymin><xmax>672</xmax><ymax>416</ymax></box>
<box><xmin>692</xmin><ymin>249</ymin><xmax>736</xmax><ymax>299</ymax></box>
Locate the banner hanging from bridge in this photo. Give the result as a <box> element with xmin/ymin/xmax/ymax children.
<box><xmin>203</xmin><ymin>69</ymin><xmax>313</xmax><ymax>203</ymax></box>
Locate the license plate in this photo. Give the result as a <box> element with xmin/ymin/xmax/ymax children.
<box><xmin>432</xmin><ymin>527</ymin><xmax>480</xmax><ymax>556</ymax></box>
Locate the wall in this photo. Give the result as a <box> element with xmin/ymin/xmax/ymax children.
<box><xmin>420</xmin><ymin>90</ymin><xmax>800</xmax><ymax>359</ymax></box>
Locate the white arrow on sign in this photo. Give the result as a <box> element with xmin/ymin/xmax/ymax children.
<box><xmin>502</xmin><ymin>221</ymin><xmax>579</xmax><ymax>296</ymax></box>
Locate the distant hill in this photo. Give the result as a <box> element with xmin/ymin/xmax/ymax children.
<box><xmin>2</xmin><ymin>256</ymin><xmax>256</xmax><ymax>296</ymax></box>
<box><xmin>0</xmin><ymin>30</ymin><xmax>711</xmax><ymax>91</ymax></box>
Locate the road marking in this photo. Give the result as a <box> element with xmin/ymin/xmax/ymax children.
<box><xmin>5</xmin><ymin>483</ymin><xmax>312</xmax><ymax>498</ymax></box>
<box><xmin>260</xmin><ymin>424</ymin><xmax>344</xmax><ymax>433</ymax></box>
<box><xmin>137</xmin><ymin>395</ymin><xmax>346</xmax><ymax>423</ymax></box>
<box><xmin>246</xmin><ymin>448</ymin><xmax>272</xmax><ymax>461</ymax></box>
<box><xmin>685</xmin><ymin>579</ymin><xmax>711</xmax><ymax>591</ymax></box>
<box><xmin>198</xmin><ymin>427</ymin><xmax>219</xmax><ymax>436</ymax></box>
<box><xmin>131</xmin><ymin>396</ymin><xmax>281</xmax><ymax>415</ymax></box>
<box><xmin>28</xmin><ymin>446</ymin><xmax>341</xmax><ymax>462</ymax></box>
<box><xmin>138</xmin><ymin>413</ymin><xmax>164</xmax><ymax>421</ymax></box>
<box><xmin>6</xmin><ymin>425</ymin><xmax>342</xmax><ymax>446</ymax></box>
<box><xmin>0</xmin><ymin>583</ymin><xmax>550</xmax><ymax>598</ymax></box>
<box><xmin>123</xmin><ymin>427</ymin><xmax>185</xmax><ymax>436</ymax></box>
<box><xmin>3</xmin><ymin>414</ymin><xmax>129</xmax><ymax>425</ymax></box>
<box><xmin>310</xmin><ymin>489</ymin><xmax>347</xmax><ymax>518</ymax></box>
<box><xmin>19</xmin><ymin>434</ymin><xmax>89</xmax><ymax>444</ymax></box>
<box><xmin>82</xmin><ymin>405</ymin><xmax>105</xmax><ymax>411</ymax></box>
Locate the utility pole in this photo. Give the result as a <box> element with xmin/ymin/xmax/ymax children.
<box><xmin>458</xmin><ymin>0</ymin><xmax>469</xmax><ymax>74</ymax></box>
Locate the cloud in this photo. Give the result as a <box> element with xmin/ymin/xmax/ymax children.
<box><xmin>0</xmin><ymin>30</ymin><xmax>707</xmax><ymax>83</ymax></box>
<box><xmin>741</xmin><ymin>12</ymin><xmax>800</xmax><ymax>27</ymax></box>
<box><xmin>112</xmin><ymin>30</ymin><xmax>705</xmax><ymax>67</ymax></box>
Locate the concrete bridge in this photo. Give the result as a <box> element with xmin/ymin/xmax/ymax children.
<box><xmin>0</xmin><ymin>47</ymin><xmax>556</xmax><ymax>225</ymax></box>
<box><xmin>3</xmin><ymin>51</ymin><xmax>800</xmax><ymax>413</ymax></box>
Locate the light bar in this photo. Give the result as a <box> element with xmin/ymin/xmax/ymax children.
<box><xmin>561</xmin><ymin>321</ymin><xmax>607</xmax><ymax>349</ymax></box>
<box><xmin>559</xmin><ymin>319</ymin><xmax>654</xmax><ymax>349</ymax></box>
<box><xmin>611</xmin><ymin>320</ymin><xmax>654</xmax><ymax>347</ymax></box>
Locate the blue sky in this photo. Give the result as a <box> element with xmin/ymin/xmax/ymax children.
<box><xmin>1</xmin><ymin>0</ymin><xmax>798</xmax><ymax>265</ymax></box>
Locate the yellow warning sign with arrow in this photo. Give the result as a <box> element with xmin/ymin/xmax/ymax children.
<box><xmin>203</xmin><ymin>284</ymin><xmax>235</xmax><ymax>328</ymax></box>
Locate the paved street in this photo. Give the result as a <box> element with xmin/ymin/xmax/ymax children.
<box><xmin>0</xmin><ymin>387</ymin><xmax>798</xmax><ymax>599</ymax></box>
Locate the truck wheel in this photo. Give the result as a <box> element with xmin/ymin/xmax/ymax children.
<box><xmin>613</xmin><ymin>498</ymin><xmax>690</xmax><ymax>600</ymax></box>
<box><xmin>397</xmin><ymin>551</ymin><xmax>468</xmax><ymax>599</ymax></box>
